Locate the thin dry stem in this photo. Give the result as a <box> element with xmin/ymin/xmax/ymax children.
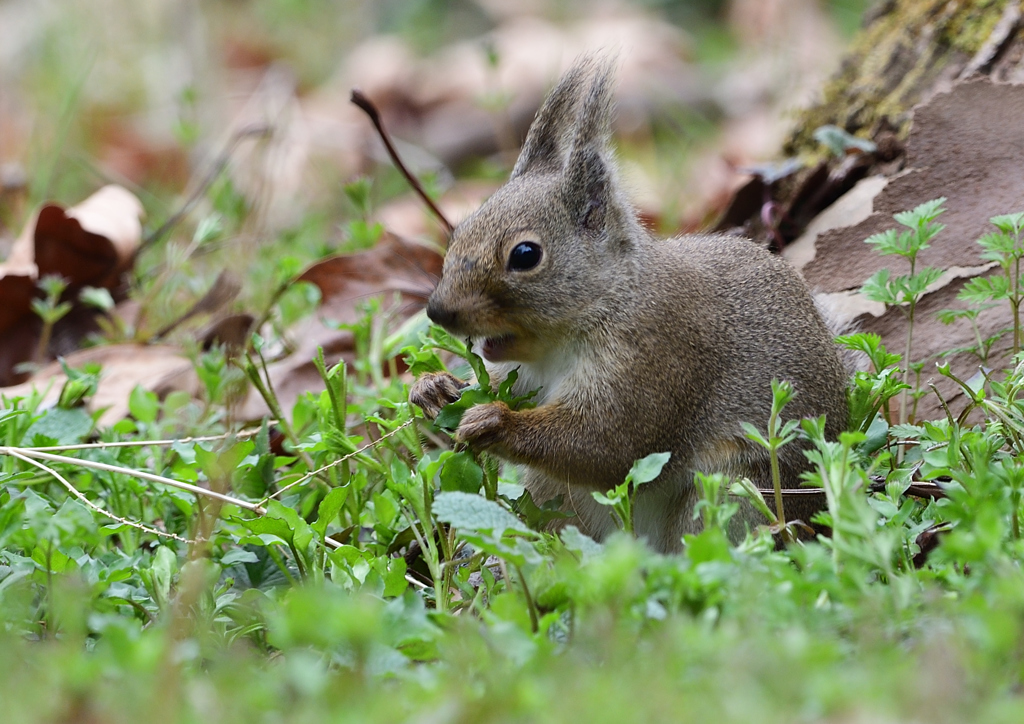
<box><xmin>7</xmin><ymin>449</ymin><xmax>194</xmax><ymax>544</ymax></box>
<box><xmin>19</xmin><ymin>427</ymin><xmax>268</xmax><ymax>452</ymax></box>
<box><xmin>259</xmin><ymin>419</ymin><xmax>414</xmax><ymax>505</ymax></box>
<box><xmin>0</xmin><ymin>446</ymin><xmax>266</xmax><ymax>513</ymax></box>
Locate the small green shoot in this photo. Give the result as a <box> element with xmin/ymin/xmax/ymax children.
<box><xmin>741</xmin><ymin>379</ymin><xmax>799</xmax><ymax>541</ymax></box>
<box><xmin>860</xmin><ymin>197</ymin><xmax>946</xmax><ymax>424</ymax></box>
<box><xmin>30</xmin><ymin>274</ymin><xmax>72</xmax><ymax>364</ymax></box>
<box><xmin>957</xmin><ymin>211</ymin><xmax>1024</xmax><ymax>357</ymax></box>
<box><xmin>592</xmin><ymin>451</ymin><xmax>671</xmax><ymax>535</ymax></box>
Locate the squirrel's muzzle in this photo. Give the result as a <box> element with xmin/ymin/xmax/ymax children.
<box><xmin>426</xmin><ymin>298</ymin><xmax>460</xmax><ymax>331</ymax></box>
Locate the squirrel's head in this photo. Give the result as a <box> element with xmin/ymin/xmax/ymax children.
<box><xmin>427</xmin><ymin>56</ymin><xmax>644</xmax><ymax>363</ymax></box>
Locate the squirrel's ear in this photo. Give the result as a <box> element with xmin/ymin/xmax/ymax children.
<box><xmin>561</xmin><ymin>60</ymin><xmax>616</xmax><ymax>233</ymax></box>
<box><xmin>510</xmin><ymin>59</ymin><xmax>595</xmax><ymax>179</ymax></box>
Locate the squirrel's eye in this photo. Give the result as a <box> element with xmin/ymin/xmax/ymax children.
<box><xmin>508</xmin><ymin>241</ymin><xmax>542</xmax><ymax>271</ymax></box>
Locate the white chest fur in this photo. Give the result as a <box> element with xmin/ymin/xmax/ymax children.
<box><xmin>479</xmin><ymin>343</ymin><xmax>586</xmax><ymax>405</ymax></box>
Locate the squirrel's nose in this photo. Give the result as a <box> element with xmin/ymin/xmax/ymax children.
<box><xmin>426</xmin><ymin>299</ymin><xmax>459</xmax><ymax>330</ymax></box>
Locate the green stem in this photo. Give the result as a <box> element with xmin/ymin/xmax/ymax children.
<box><xmin>514</xmin><ymin>563</ymin><xmax>540</xmax><ymax>634</ymax></box>
<box><xmin>1014</xmin><ymin>254</ymin><xmax>1021</xmax><ymax>358</ymax></box>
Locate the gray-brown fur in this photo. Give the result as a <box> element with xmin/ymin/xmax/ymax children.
<box><xmin>411</xmin><ymin>56</ymin><xmax>848</xmax><ymax>553</ymax></box>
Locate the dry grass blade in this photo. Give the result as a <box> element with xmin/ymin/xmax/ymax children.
<box><xmin>18</xmin><ymin>427</ymin><xmax>266</xmax><ymax>452</ymax></box>
<box><xmin>0</xmin><ymin>446</ymin><xmax>266</xmax><ymax>513</ymax></box>
<box><xmin>6</xmin><ymin>448</ymin><xmax>194</xmax><ymax>544</ymax></box>
<box><xmin>259</xmin><ymin>419</ymin><xmax>414</xmax><ymax>505</ymax></box>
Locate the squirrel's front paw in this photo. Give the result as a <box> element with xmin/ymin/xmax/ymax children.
<box><xmin>455</xmin><ymin>402</ymin><xmax>511</xmax><ymax>450</ymax></box>
<box><xmin>409</xmin><ymin>372</ymin><xmax>468</xmax><ymax>420</ymax></box>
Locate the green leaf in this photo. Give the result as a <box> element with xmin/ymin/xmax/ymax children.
<box><xmin>434</xmin><ymin>387</ymin><xmax>494</xmax><ymax>430</ymax></box>
<box><xmin>221</xmin><ymin>549</ymin><xmax>259</xmax><ymax>566</ymax></box>
<box><xmin>78</xmin><ymin>286</ymin><xmax>114</xmax><ymax>311</ymax></box>
<box><xmin>626</xmin><ymin>452</ymin><xmax>672</xmax><ymax>486</ymax></box>
<box><xmin>194</xmin><ymin>440</ymin><xmax>254</xmax><ymax>483</ymax></box>
<box><xmin>990</xmin><ymin>211</ymin><xmax>1024</xmax><ymax>236</ymax></box>
<box><xmin>128</xmin><ymin>385</ymin><xmax>159</xmax><ymax>424</ymax></box>
<box><xmin>960</xmin><ymin>275</ymin><xmax>1010</xmax><ymax>304</ymax></box>
<box><xmin>432</xmin><ymin>492</ymin><xmax>529</xmax><ymax>534</ymax></box>
<box><xmin>894</xmin><ymin>197</ymin><xmax>946</xmax><ymax>228</ymax></box>
<box><xmin>312</xmin><ymin>486</ymin><xmax>348</xmax><ymax>538</ymax></box>
<box><xmin>497</xmin><ymin>367</ymin><xmax>520</xmax><ymax>399</ymax></box>
<box><xmin>24</xmin><ymin>407</ymin><xmax>93</xmax><ymax>446</ymax></box>
<box><xmin>741</xmin><ymin>422</ymin><xmax>770</xmax><ymax>449</ymax></box>
<box><xmin>439</xmin><ymin>451</ymin><xmax>483</xmax><ymax>494</ymax></box>
<box><xmin>860</xmin><ymin>269</ymin><xmax>899</xmax><ymax>305</ymax></box>
<box><xmin>466</xmin><ymin>349</ymin><xmax>490</xmax><ymax>391</ymax></box>
<box><xmin>560</xmin><ymin>525</ymin><xmax>603</xmax><ymax>560</ymax></box>
<box><xmin>402</xmin><ymin>345</ymin><xmax>446</xmax><ymax>376</ymax></box>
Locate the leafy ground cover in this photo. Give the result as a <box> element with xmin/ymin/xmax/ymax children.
<box><xmin>5</xmin><ymin>203</ymin><xmax>1024</xmax><ymax>722</ymax></box>
<box><xmin>9</xmin><ymin>2</ymin><xmax>1024</xmax><ymax>723</ymax></box>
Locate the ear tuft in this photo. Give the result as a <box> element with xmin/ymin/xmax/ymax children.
<box><xmin>561</xmin><ymin>56</ymin><xmax>618</xmax><ymax>232</ymax></box>
<box><xmin>511</xmin><ymin>55</ymin><xmax>609</xmax><ymax>179</ymax></box>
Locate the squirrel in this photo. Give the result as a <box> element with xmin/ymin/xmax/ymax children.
<box><xmin>409</xmin><ymin>56</ymin><xmax>848</xmax><ymax>553</ymax></box>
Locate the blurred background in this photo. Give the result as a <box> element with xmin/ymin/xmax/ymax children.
<box><xmin>0</xmin><ymin>0</ymin><xmax>871</xmax><ymax>248</ymax></box>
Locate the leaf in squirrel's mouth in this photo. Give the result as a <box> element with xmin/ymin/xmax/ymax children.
<box><xmin>481</xmin><ymin>334</ymin><xmax>515</xmax><ymax>362</ymax></box>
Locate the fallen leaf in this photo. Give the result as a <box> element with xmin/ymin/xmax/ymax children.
<box><xmin>802</xmin><ymin>79</ymin><xmax>1024</xmax><ymax>295</ymax></box>
<box><xmin>236</xmin><ymin>232</ymin><xmax>442</xmax><ymax>420</ymax></box>
<box><xmin>0</xmin><ymin>185</ymin><xmax>143</xmax><ymax>384</ymax></box>
<box><xmin>785</xmin><ymin>78</ymin><xmax>1024</xmax><ymax>420</ymax></box>
<box><xmin>0</xmin><ymin>344</ymin><xmax>196</xmax><ymax>428</ymax></box>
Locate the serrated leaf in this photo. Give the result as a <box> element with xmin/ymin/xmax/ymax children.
<box><xmin>960</xmin><ymin>275</ymin><xmax>1010</xmax><ymax>303</ymax></box>
<box><xmin>860</xmin><ymin>269</ymin><xmax>899</xmax><ymax>305</ymax></box>
<box><xmin>990</xmin><ymin>212</ymin><xmax>1024</xmax><ymax>236</ymax></box>
<box><xmin>432</xmin><ymin>492</ymin><xmax>528</xmax><ymax>534</ymax></box>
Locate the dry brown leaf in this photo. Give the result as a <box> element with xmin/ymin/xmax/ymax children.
<box><xmin>236</xmin><ymin>232</ymin><xmax>441</xmax><ymax>420</ymax></box>
<box><xmin>0</xmin><ymin>185</ymin><xmax>144</xmax><ymax>384</ymax></box>
<box><xmin>802</xmin><ymin>79</ymin><xmax>1024</xmax><ymax>294</ymax></box>
<box><xmin>0</xmin><ymin>344</ymin><xmax>196</xmax><ymax>428</ymax></box>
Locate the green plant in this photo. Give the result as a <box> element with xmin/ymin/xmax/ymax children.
<box><xmin>30</xmin><ymin>274</ymin><xmax>72</xmax><ymax>365</ymax></box>
<box><xmin>741</xmin><ymin>379</ymin><xmax>799</xmax><ymax>538</ymax></box>
<box><xmin>591</xmin><ymin>452</ymin><xmax>672</xmax><ymax>535</ymax></box>
<box><xmin>955</xmin><ymin>211</ymin><xmax>1024</xmax><ymax>357</ymax></box>
<box><xmin>860</xmin><ymin>198</ymin><xmax>946</xmax><ymax>424</ymax></box>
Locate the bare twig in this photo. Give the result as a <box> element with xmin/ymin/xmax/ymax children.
<box><xmin>350</xmin><ymin>89</ymin><xmax>454</xmax><ymax>236</ymax></box>
<box><xmin>259</xmin><ymin>419</ymin><xmax>414</xmax><ymax>505</ymax></box>
<box><xmin>0</xmin><ymin>446</ymin><xmax>266</xmax><ymax>513</ymax></box>
<box><xmin>7</xmin><ymin>448</ymin><xmax>194</xmax><ymax>544</ymax></box>
<box><xmin>138</xmin><ymin>123</ymin><xmax>272</xmax><ymax>253</ymax></box>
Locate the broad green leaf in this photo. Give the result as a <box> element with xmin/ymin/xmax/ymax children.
<box><xmin>221</xmin><ymin>549</ymin><xmax>259</xmax><ymax>566</ymax></box>
<box><xmin>627</xmin><ymin>452</ymin><xmax>672</xmax><ymax>486</ymax></box>
<box><xmin>312</xmin><ymin>486</ymin><xmax>348</xmax><ymax>538</ymax></box>
<box><xmin>439</xmin><ymin>450</ymin><xmax>483</xmax><ymax>494</ymax></box>
<box><xmin>128</xmin><ymin>385</ymin><xmax>159</xmax><ymax>424</ymax></box>
<box><xmin>25</xmin><ymin>407</ymin><xmax>93</xmax><ymax>446</ymax></box>
<box><xmin>434</xmin><ymin>387</ymin><xmax>494</xmax><ymax>430</ymax></box>
<box><xmin>432</xmin><ymin>492</ymin><xmax>529</xmax><ymax>534</ymax></box>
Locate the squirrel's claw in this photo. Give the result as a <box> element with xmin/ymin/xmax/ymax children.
<box><xmin>454</xmin><ymin>401</ymin><xmax>510</xmax><ymax>449</ymax></box>
<box><xmin>409</xmin><ymin>372</ymin><xmax>468</xmax><ymax>420</ymax></box>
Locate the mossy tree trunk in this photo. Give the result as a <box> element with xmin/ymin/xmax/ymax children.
<box><xmin>787</xmin><ymin>0</ymin><xmax>1023</xmax><ymax>157</ymax></box>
